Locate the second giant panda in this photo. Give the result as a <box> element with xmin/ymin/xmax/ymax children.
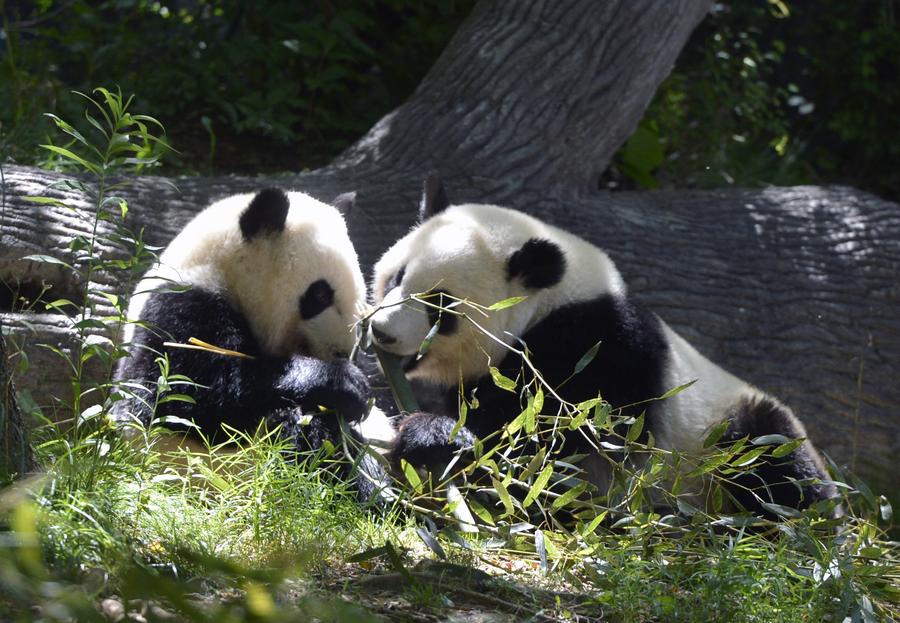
<box><xmin>367</xmin><ymin>177</ymin><xmax>836</xmax><ymax>517</ymax></box>
<box><xmin>112</xmin><ymin>188</ymin><xmax>395</xmax><ymax>497</ymax></box>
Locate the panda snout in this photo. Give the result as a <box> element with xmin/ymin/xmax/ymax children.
<box><xmin>370</xmin><ymin>326</ymin><xmax>397</xmax><ymax>346</ymax></box>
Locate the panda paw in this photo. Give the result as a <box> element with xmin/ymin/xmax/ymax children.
<box><xmin>390</xmin><ymin>412</ymin><xmax>476</xmax><ymax>473</ymax></box>
<box><xmin>279</xmin><ymin>356</ymin><xmax>371</xmax><ymax>422</ymax></box>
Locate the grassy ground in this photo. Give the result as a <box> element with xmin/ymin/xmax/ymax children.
<box><xmin>1</xmin><ymin>417</ymin><xmax>897</xmax><ymax>623</ymax></box>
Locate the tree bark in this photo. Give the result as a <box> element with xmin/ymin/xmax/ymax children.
<box><xmin>335</xmin><ymin>0</ymin><xmax>712</xmax><ymax>194</ymax></box>
<box><xmin>2</xmin><ymin>0</ymin><xmax>899</xmax><ymax>493</ymax></box>
<box><xmin>1</xmin><ymin>316</ymin><xmax>35</xmax><ymax>480</ymax></box>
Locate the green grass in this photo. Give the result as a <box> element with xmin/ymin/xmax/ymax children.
<box><xmin>1</xmin><ymin>414</ymin><xmax>897</xmax><ymax>622</ymax></box>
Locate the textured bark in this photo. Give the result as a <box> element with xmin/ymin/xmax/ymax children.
<box><xmin>335</xmin><ymin>0</ymin><xmax>712</xmax><ymax>194</ymax></box>
<box><xmin>2</xmin><ymin>0</ymin><xmax>898</xmax><ymax>492</ymax></box>
<box><xmin>1</xmin><ymin>316</ymin><xmax>35</xmax><ymax>479</ymax></box>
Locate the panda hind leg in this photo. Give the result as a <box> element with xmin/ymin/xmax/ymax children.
<box><xmin>718</xmin><ymin>396</ymin><xmax>837</xmax><ymax>518</ymax></box>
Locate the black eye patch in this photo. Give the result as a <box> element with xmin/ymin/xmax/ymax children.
<box><xmin>299</xmin><ymin>279</ymin><xmax>335</xmax><ymax>320</ymax></box>
<box><xmin>425</xmin><ymin>289</ymin><xmax>458</xmax><ymax>335</ymax></box>
<box><xmin>386</xmin><ymin>265</ymin><xmax>406</xmax><ymax>293</ymax></box>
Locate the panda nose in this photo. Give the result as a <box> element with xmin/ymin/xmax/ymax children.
<box><xmin>371</xmin><ymin>326</ymin><xmax>397</xmax><ymax>345</ymax></box>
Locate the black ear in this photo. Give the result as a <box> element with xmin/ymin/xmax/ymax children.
<box><xmin>331</xmin><ymin>191</ymin><xmax>356</xmax><ymax>217</ymax></box>
<box><xmin>417</xmin><ymin>172</ymin><xmax>449</xmax><ymax>223</ymax></box>
<box><xmin>240</xmin><ymin>188</ymin><xmax>290</xmax><ymax>241</ymax></box>
<box><xmin>507</xmin><ymin>238</ymin><xmax>566</xmax><ymax>289</ymax></box>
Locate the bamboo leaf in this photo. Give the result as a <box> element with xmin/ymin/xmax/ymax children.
<box><xmin>465</xmin><ymin>497</ymin><xmax>495</xmax><ymax>526</ymax></box>
<box><xmin>659</xmin><ymin>380</ymin><xmax>696</xmax><ymax>400</ymax></box>
<box><xmin>487</xmin><ymin>296</ymin><xmax>526</xmax><ymax>311</ymax></box>
<box><xmin>418</xmin><ymin>319</ymin><xmax>440</xmax><ymax>359</ymax></box>
<box><xmin>703</xmin><ymin>418</ymin><xmax>732</xmax><ymax>448</ymax></box>
<box><xmin>492</xmin><ymin>477</ymin><xmax>515</xmax><ymax>517</ymax></box>
<box><xmin>523</xmin><ymin>464</ymin><xmax>554</xmax><ymax>508</ymax></box>
<box><xmin>489</xmin><ymin>367</ymin><xmax>517</xmax><ymax>393</ymax></box>
<box><xmin>551</xmin><ymin>481</ymin><xmax>588</xmax><ymax>511</ymax></box>
<box><xmin>771</xmin><ymin>438</ymin><xmax>804</xmax><ymax>458</ymax></box>
<box><xmin>625</xmin><ymin>413</ymin><xmax>645</xmax><ymax>443</ymax></box>
<box><xmin>400</xmin><ymin>459</ymin><xmax>422</xmax><ymax>493</ymax></box>
<box><xmin>760</xmin><ymin>501</ymin><xmax>801</xmax><ymax>518</ymax></box>
<box><xmin>732</xmin><ymin>446</ymin><xmax>768</xmax><ymax>467</ymax></box>
<box><xmin>574</xmin><ymin>340</ymin><xmax>602</xmax><ymax>375</ymax></box>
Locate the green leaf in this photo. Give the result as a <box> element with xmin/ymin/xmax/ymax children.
<box><xmin>347</xmin><ymin>545</ymin><xmax>387</xmax><ymax>564</ymax></box>
<box><xmin>449</xmin><ymin>401</ymin><xmax>468</xmax><ymax>442</ymax></box>
<box><xmin>487</xmin><ymin>296</ymin><xmax>526</xmax><ymax>311</ymax></box>
<box><xmin>157</xmin><ymin>394</ymin><xmax>197</xmax><ymax>406</ymax></box>
<box><xmin>771</xmin><ymin>438</ymin><xmax>804</xmax><ymax>458</ymax></box>
<box><xmin>759</xmin><ymin>501</ymin><xmax>801</xmax><ymax>518</ymax></box>
<box><xmin>573</xmin><ymin>340</ymin><xmax>602</xmax><ymax>375</ymax></box>
<box><xmin>625</xmin><ymin>414</ymin><xmax>645</xmax><ymax>443</ymax></box>
<box><xmin>703</xmin><ymin>419</ymin><xmax>732</xmax><ymax>448</ymax></box>
<box><xmin>731</xmin><ymin>446</ymin><xmax>768</xmax><ymax>467</ymax></box>
<box><xmin>417</xmin><ymin>319</ymin><xmax>440</xmax><ymax>359</ymax></box>
<box><xmin>593</xmin><ymin>402</ymin><xmax>611</xmax><ymax>430</ymax></box>
<box><xmin>73</xmin><ymin>318</ymin><xmax>107</xmax><ymax>330</ymax></box>
<box><xmin>45</xmin><ymin>298</ymin><xmax>78</xmax><ymax>311</ymax></box>
<box><xmin>688</xmin><ymin>451</ymin><xmax>732</xmax><ymax>477</ymax></box>
<box><xmin>465</xmin><ymin>497</ymin><xmax>495</xmax><ymax>526</ymax></box>
<box><xmin>659</xmin><ymin>380</ymin><xmax>696</xmax><ymax>400</ymax></box>
<box><xmin>400</xmin><ymin>459</ymin><xmax>422</xmax><ymax>493</ymax></box>
<box><xmin>551</xmin><ymin>481</ymin><xmax>588</xmax><ymax>511</ymax></box>
<box><xmin>520</xmin><ymin>447</ymin><xmax>546</xmax><ymax>482</ymax></box>
<box><xmin>39</xmin><ymin>144</ymin><xmax>100</xmax><ymax>174</ymax></box>
<box><xmin>489</xmin><ymin>367</ymin><xmax>517</xmax><ymax>393</ymax></box>
<box><xmin>568</xmin><ymin>408</ymin><xmax>589</xmax><ymax>431</ymax></box>
<box><xmin>523</xmin><ymin>393</ymin><xmax>537</xmax><ymax>434</ymax></box>
<box><xmin>523</xmin><ymin>464</ymin><xmax>554</xmax><ymax>508</ymax></box>
<box><xmin>44</xmin><ymin>113</ymin><xmax>90</xmax><ymax>146</ymax></box>
<box><xmin>492</xmin><ymin>477</ymin><xmax>515</xmax><ymax>518</ymax></box>
<box><xmin>23</xmin><ymin>195</ymin><xmax>73</xmax><ymax>209</ymax></box>
<box><xmin>21</xmin><ymin>254</ymin><xmax>74</xmax><ymax>271</ymax></box>
<box><xmin>533</xmin><ymin>387</ymin><xmax>544</xmax><ymax>414</ymax></box>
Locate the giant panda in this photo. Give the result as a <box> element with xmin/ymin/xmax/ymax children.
<box><xmin>367</xmin><ymin>177</ymin><xmax>836</xmax><ymax>518</ymax></box>
<box><xmin>111</xmin><ymin>188</ymin><xmax>395</xmax><ymax>496</ymax></box>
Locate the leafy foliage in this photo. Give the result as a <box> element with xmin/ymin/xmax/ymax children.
<box><xmin>0</xmin><ymin>0</ymin><xmax>474</xmax><ymax>174</ymax></box>
<box><xmin>606</xmin><ymin>1</ymin><xmax>900</xmax><ymax>200</ymax></box>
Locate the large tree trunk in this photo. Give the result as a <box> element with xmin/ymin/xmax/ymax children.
<box><xmin>2</xmin><ymin>0</ymin><xmax>899</xmax><ymax>493</ymax></box>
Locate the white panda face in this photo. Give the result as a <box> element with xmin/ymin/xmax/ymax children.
<box><xmin>152</xmin><ymin>189</ymin><xmax>366</xmax><ymax>361</ymax></box>
<box><xmin>369</xmin><ymin>204</ymin><xmax>568</xmax><ymax>385</ymax></box>
<box><xmin>227</xmin><ymin>190</ymin><xmax>366</xmax><ymax>360</ymax></box>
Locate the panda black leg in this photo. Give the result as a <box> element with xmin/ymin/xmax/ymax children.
<box><xmin>719</xmin><ymin>397</ymin><xmax>836</xmax><ymax>517</ymax></box>
<box><xmin>266</xmin><ymin>407</ymin><xmax>389</xmax><ymax>504</ymax></box>
<box><xmin>390</xmin><ymin>412</ymin><xmax>476</xmax><ymax>475</ymax></box>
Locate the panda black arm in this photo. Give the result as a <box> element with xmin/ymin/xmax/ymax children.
<box><xmin>113</xmin><ymin>287</ymin><xmax>368</xmax><ymax>439</ymax></box>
